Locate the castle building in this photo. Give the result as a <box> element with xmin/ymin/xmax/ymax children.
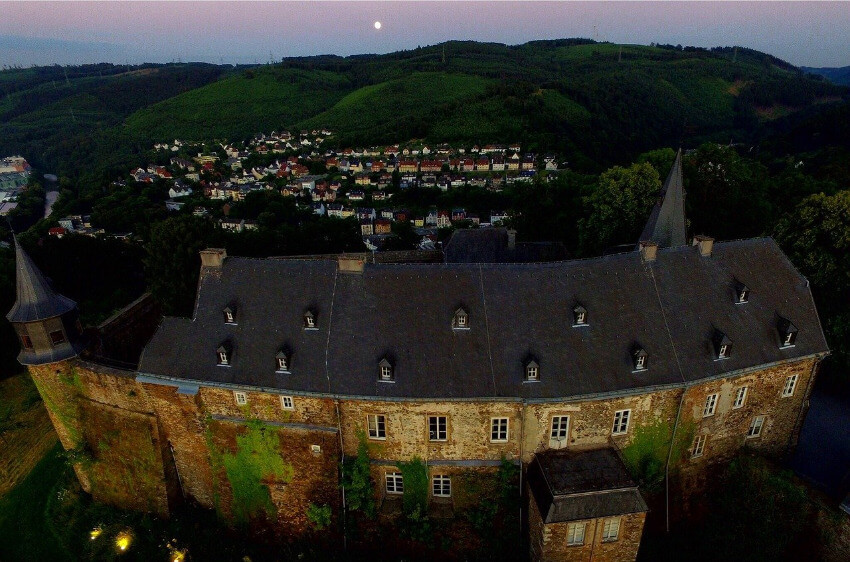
<box><xmin>8</xmin><ymin>153</ymin><xmax>828</xmax><ymax>561</ymax></box>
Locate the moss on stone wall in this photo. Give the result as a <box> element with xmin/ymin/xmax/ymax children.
<box><xmin>205</xmin><ymin>416</ymin><xmax>294</xmax><ymax>526</ymax></box>
<box><xmin>621</xmin><ymin>417</ymin><xmax>696</xmax><ymax>490</ymax></box>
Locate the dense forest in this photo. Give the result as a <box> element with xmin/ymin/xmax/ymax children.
<box><xmin>0</xmin><ymin>39</ymin><xmax>849</xmax><ymax>380</ymax></box>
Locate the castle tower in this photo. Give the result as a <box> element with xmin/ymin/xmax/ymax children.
<box><xmin>639</xmin><ymin>148</ymin><xmax>687</xmax><ymax>248</ymax></box>
<box><xmin>6</xmin><ymin>237</ymin><xmax>85</xmax><ymax>365</ymax></box>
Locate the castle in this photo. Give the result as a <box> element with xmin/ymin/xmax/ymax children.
<box><xmin>7</xmin><ymin>152</ymin><xmax>829</xmax><ymax>561</ymax></box>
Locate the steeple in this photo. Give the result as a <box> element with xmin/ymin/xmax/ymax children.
<box><xmin>638</xmin><ymin>149</ymin><xmax>687</xmax><ymax>249</ymax></box>
<box><xmin>6</xmin><ymin>237</ymin><xmax>83</xmax><ymax>365</ymax></box>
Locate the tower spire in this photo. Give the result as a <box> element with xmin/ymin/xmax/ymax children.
<box><xmin>638</xmin><ymin>149</ymin><xmax>687</xmax><ymax>249</ymax></box>
<box><xmin>6</xmin><ymin>237</ymin><xmax>82</xmax><ymax>365</ymax></box>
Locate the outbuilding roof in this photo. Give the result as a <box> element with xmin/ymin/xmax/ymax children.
<box><xmin>138</xmin><ymin>237</ymin><xmax>828</xmax><ymax>400</ymax></box>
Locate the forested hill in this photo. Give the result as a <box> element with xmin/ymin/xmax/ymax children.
<box><xmin>0</xmin><ymin>40</ymin><xmax>848</xmax><ymax>178</ymax></box>
<box><xmin>802</xmin><ymin>66</ymin><xmax>850</xmax><ymax>87</ymax></box>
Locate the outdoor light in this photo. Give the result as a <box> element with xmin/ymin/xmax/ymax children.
<box><xmin>115</xmin><ymin>531</ymin><xmax>132</xmax><ymax>552</ymax></box>
<box><xmin>89</xmin><ymin>527</ymin><xmax>102</xmax><ymax>540</ymax></box>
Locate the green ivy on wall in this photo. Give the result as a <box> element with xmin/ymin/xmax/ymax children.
<box><xmin>396</xmin><ymin>456</ymin><xmax>428</xmax><ymax>516</ymax></box>
<box><xmin>621</xmin><ymin>417</ymin><xmax>696</xmax><ymax>491</ymax></box>
<box><xmin>341</xmin><ymin>431</ymin><xmax>375</xmax><ymax>518</ymax></box>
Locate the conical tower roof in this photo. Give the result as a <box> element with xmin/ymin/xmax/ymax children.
<box><xmin>6</xmin><ymin>237</ymin><xmax>76</xmax><ymax>323</ymax></box>
<box><xmin>639</xmin><ymin>149</ymin><xmax>687</xmax><ymax>248</ymax></box>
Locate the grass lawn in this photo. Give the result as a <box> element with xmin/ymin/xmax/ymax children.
<box><xmin>0</xmin><ymin>443</ymin><xmax>71</xmax><ymax>561</ymax></box>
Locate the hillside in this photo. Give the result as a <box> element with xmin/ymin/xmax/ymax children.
<box><xmin>802</xmin><ymin>66</ymin><xmax>850</xmax><ymax>86</ymax></box>
<box><xmin>0</xmin><ymin>40</ymin><xmax>847</xmax><ymax>177</ymax></box>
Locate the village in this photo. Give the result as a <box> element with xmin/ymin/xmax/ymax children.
<box><xmin>50</xmin><ymin>130</ymin><xmax>567</xmax><ymax>249</ymax></box>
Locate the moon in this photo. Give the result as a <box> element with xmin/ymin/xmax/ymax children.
<box><xmin>374</xmin><ymin>21</ymin><xmax>382</xmax><ymax>30</ymax></box>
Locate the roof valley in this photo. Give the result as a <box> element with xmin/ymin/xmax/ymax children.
<box><xmin>323</xmin><ymin>267</ymin><xmax>340</xmax><ymax>395</ymax></box>
<box><xmin>478</xmin><ymin>263</ymin><xmax>497</xmax><ymax>396</ymax></box>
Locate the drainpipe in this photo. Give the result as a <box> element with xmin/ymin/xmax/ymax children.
<box><xmin>519</xmin><ymin>400</ymin><xmax>526</xmax><ymax>537</ymax></box>
<box><xmin>664</xmin><ymin>386</ymin><xmax>688</xmax><ymax>533</ymax></box>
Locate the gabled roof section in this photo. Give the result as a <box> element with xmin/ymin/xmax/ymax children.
<box><xmin>7</xmin><ymin>237</ymin><xmax>76</xmax><ymax>323</ymax></box>
<box><xmin>639</xmin><ymin>149</ymin><xmax>687</xmax><ymax>248</ymax></box>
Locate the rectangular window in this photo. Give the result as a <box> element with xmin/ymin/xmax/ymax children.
<box><xmin>428</xmin><ymin>416</ymin><xmax>447</xmax><ymax>441</ymax></box>
<box><xmin>432</xmin><ymin>475</ymin><xmax>451</xmax><ymax>497</ymax></box>
<box><xmin>692</xmin><ymin>435</ymin><xmax>707</xmax><ymax>458</ymax></box>
<box><xmin>380</xmin><ymin>365</ymin><xmax>392</xmax><ymax>380</ymax></box>
<box><xmin>280</xmin><ymin>396</ymin><xmax>294</xmax><ymax>410</ymax></box>
<box><xmin>602</xmin><ymin>517</ymin><xmax>620</xmax><ymax>541</ymax></box>
<box><xmin>19</xmin><ymin>334</ymin><xmax>33</xmax><ymax>349</ymax></box>
<box><xmin>550</xmin><ymin>416</ymin><xmax>569</xmax><ymax>443</ymax></box>
<box><xmin>491</xmin><ymin>418</ymin><xmax>508</xmax><ymax>442</ymax></box>
<box><xmin>703</xmin><ymin>393</ymin><xmax>718</xmax><ymax>417</ymax></box>
<box><xmin>566</xmin><ymin>522</ymin><xmax>586</xmax><ymax>546</ymax></box>
<box><xmin>748</xmin><ymin>415</ymin><xmax>765</xmax><ymax>438</ymax></box>
<box><xmin>368</xmin><ymin>414</ymin><xmax>386</xmax><ymax>439</ymax></box>
<box><xmin>635</xmin><ymin>355</ymin><xmax>646</xmax><ymax>370</ymax></box>
<box><xmin>49</xmin><ymin>330</ymin><xmax>66</xmax><ymax>345</ymax></box>
<box><xmin>612</xmin><ymin>410</ymin><xmax>630</xmax><ymax>435</ymax></box>
<box><xmin>218</xmin><ymin>351</ymin><xmax>229</xmax><ymax>365</ymax></box>
<box><xmin>385</xmin><ymin>472</ymin><xmax>403</xmax><ymax>494</ymax></box>
<box><xmin>733</xmin><ymin>386</ymin><xmax>748</xmax><ymax>409</ymax></box>
<box><xmin>527</xmin><ymin>366</ymin><xmax>538</xmax><ymax>380</ymax></box>
<box><xmin>234</xmin><ymin>391</ymin><xmax>247</xmax><ymax>405</ymax></box>
<box><xmin>782</xmin><ymin>375</ymin><xmax>799</xmax><ymax>398</ymax></box>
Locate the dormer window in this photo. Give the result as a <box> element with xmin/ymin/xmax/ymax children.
<box><xmin>275</xmin><ymin>349</ymin><xmax>291</xmax><ymax>373</ymax></box>
<box><xmin>734</xmin><ymin>281</ymin><xmax>750</xmax><ymax>304</ymax></box>
<box><xmin>452</xmin><ymin>307</ymin><xmax>469</xmax><ymax>329</ymax></box>
<box><xmin>525</xmin><ymin>359</ymin><xmax>540</xmax><ymax>381</ymax></box>
<box><xmin>378</xmin><ymin>358</ymin><xmax>394</xmax><ymax>382</ymax></box>
<box><xmin>573</xmin><ymin>305</ymin><xmax>587</xmax><ymax>326</ymax></box>
<box><xmin>217</xmin><ymin>343</ymin><xmax>231</xmax><ymax>366</ymax></box>
<box><xmin>632</xmin><ymin>347</ymin><xmax>648</xmax><ymax>371</ymax></box>
<box><xmin>304</xmin><ymin>309</ymin><xmax>317</xmax><ymax>330</ymax></box>
<box><xmin>713</xmin><ymin>330</ymin><xmax>732</xmax><ymax>360</ymax></box>
<box><xmin>777</xmin><ymin>317</ymin><xmax>798</xmax><ymax>348</ymax></box>
<box><xmin>223</xmin><ymin>305</ymin><xmax>236</xmax><ymax>324</ymax></box>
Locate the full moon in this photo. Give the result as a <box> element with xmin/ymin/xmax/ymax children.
<box><xmin>374</xmin><ymin>21</ymin><xmax>382</xmax><ymax>30</ymax></box>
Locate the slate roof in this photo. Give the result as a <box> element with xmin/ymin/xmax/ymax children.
<box><xmin>444</xmin><ymin>228</ymin><xmax>567</xmax><ymax>264</ymax></box>
<box><xmin>527</xmin><ymin>448</ymin><xmax>648</xmax><ymax>523</ymax></box>
<box><xmin>138</xmin><ymin>238</ymin><xmax>828</xmax><ymax>400</ymax></box>
<box><xmin>639</xmin><ymin>149</ymin><xmax>687</xmax><ymax>248</ymax></box>
<box><xmin>7</xmin><ymin>238</ymin><xmax>77</xmax><ymax>323</ymax></box>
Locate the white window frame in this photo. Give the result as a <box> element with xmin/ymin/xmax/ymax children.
<box><xmin>691</xmin><ymin>434</ymin><xmax>707</xmax><ymax>458</ymax></box>
<box><xmin>432</xmin><ymin>475</ymin><xmax>451</xmax><ymax>497</ymax></box>
<box><xmin>703</xmin><ymin>393</ymin><xmax>718</xmax><ymax>417</ymax></box>
<box><xmin>385</xmin><ymin>472</ymin><xmax>403</xmax><ymax>494</ymax></box>
<box><xmin>747</xmin><ymin>415</ymin><xmax>765</xmax><ymax>438</ymax></box>
<box><xmin>782</xmin><ymin>374</ymin><xmax>798</xmax><ymax>398</ymax></box>
<box><xmin>550</xmin><ymin>415</ymin><xmax>570</xmax><ymax>448</ymax></box>
<box><xmin>733</xmin><ymin>386</ymin><xmax>748</xmax><ymax>409</ymax></box>
<box><xmin>566</xmin><ymin>522</ymin><xmax>586</xmax><ymax>546</ymax></box>
<box><xmin>490</xmin><ymin>418</ymin><xmax>509</xmax><ymax>442</ymax></box>
<box><xmin>305</xmin><ymin>315</ymin><xmax>315</xmax><ymax>329</ymax></box>
<box><xmin>602</xmin><ymin>517</ymin><xmax>620</xmax><ymax>542</ymax></box>
<box><xmin>280</xmin><ymin>395</ymin><xmax>294</xmax><ymax>410</ymax></box>
<box><xmin>225</xmin><ymin>310</ymin><xmax>234</xmax><ymax>323</ymax></box>
<box><xmin>367</xmin><ymin>414</ymin><xmax>386</xmax><ymax>440</ymax></box>
<box><xmin>526</xmin><ymin>365</ymin><xmax>539</xmax><ymax>381</ymax></box>
<box><xmin>218</xmin><ymin>351</ymin><xmax>229</xmax><ymax>365</ymax></box>
<box><xmin>380</xmin><ymin>365</ymin><xmax>393</xmax><ymax>380</ymax></box>
<box><xmin>783</xmin><ymin>331</ymin><xmax>794</xmax><ymax>347</ymax></box>
<box><xmin>277</xmin><ymin>356</ymin><xmax>288</xmax><ymax>372</ymax></box>
<box><xmin>428</xmin><ymin>416</ymin><xmax>447</xmax><ymax>441</ymax></box>
<box><xmin>612</xmin><ymin>410</ymin><xmax>630</xmax><ymax>435</ymax></box>
<box><xmin>234</xmin><ymin>391</ymin><xmax>247</xmax><ymax>405</ymax></box>
<box><xmin>635</xmin><ymin>354</ymin><xmax>646</xmax><ymax>370</ymax></box>
<box><xmin>718</xmin><ymin>343</ymin><xmax>729</xmax><ymax>358</ymax></box>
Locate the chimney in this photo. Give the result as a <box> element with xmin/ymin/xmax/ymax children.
<box><xmin>507</xmin><ymin>229</ymin><xmax>517</xmax><ymax>250</ymax></box>
<box><xmin>338</xmin><ymin>255</ymin><xmax>365</xmax><ymax>273</ymax></box>
<box><xmin>639</xmin><ymin>240</ymin><xmax>658</xmax><ymax>262</ymax></box>
<box><xmin>692</xmin><ymin>235</ymin><xmax>714</xmax><ymax>257</ymax></box>
<box><xmin>200</xmin><ymin>248</ymin><xmax>227</xmax><ymax>268</ymax></box>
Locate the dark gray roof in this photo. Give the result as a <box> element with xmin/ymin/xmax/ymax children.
<box><xmin>527</xmin><ymin>449</ymin><xmax>648</xmax><ymax>523</ymax></box>
<box><xmin>7</xmin><ymin>238</ymin><xmax>77</xmax><ymax>323</ymax></box>
<box><xmin>639</xmin><ymin>149</ymin><xmax>686</xmax><ymax>248</ymax></box>
<box><xmin>138</xmin><ymin>238</ymin><xmax>828</xmax><ymax>400</ymax></box>
<box><xmin>444</xmin><ymin>228</ymin><xmax>567</xmax><ymax>264</ymax></box>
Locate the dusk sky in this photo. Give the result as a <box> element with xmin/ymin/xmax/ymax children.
<box><xmin>1</xmin><ymin>1</ymin><xmax>849</xmax><ymax>68</ymax></box>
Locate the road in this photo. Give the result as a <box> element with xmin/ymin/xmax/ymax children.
<box><xmin>44</xmin><ymin>190</ymin><xmax>58</xmax><ymax>218</ymax></box>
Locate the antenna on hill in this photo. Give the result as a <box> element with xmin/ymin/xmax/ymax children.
<box><xmin>594</xmin><ymin>25</ymin><xmax>598</xmax><ymax>41</ymax></box>
<box><xmin>62</xmin><ymin>66</ymin><xmax>70</xmax><ymax>86</ymax></box>
<box><xmin>618</xmin><ymin>46</ymin><xmax>622</xmax><ymax>63</ymax></box>
<box><xmin>733</xmin><ymin>47</ymin><xmax>738</xmax><ymax>63</ymax></box>
<box><xmin>442</xmin><ymin>45</ymin><xmax>446</xmax><ymax>64</ymax></box>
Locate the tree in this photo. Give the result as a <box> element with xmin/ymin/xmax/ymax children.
<box><xmin>774</xmin><ymin>190</ymin><xmax>850</xmax><ymax>370</ymax></box>
<box><xmin>143</xmin><ymin>215</ymin><xmax>220</xmax><ymax>316</ymax></box>
<box><xmin>578</xmin><ymin>162</ymin><xmax>660</xmax><ymax>255</ymax></box>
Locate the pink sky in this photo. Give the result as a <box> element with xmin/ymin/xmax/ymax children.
<box><xmin>1</xmin><ymin>2</ymin><xmax>848</xmax><ymax>67</ymax></box>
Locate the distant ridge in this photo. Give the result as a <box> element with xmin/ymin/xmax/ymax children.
<box><xmin>801</xmin><ymin>66</ymin><xmax>850</xmax><ymax>87</ymax></box>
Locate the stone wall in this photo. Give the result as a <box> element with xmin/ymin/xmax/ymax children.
<box><xmin>529</xmin><ymin>507</ymin><xmax>645</xmax><ymax>562</ymax></box>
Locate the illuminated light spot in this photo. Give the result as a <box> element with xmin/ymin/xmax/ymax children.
<box><xmin>89</xmin><ymin>527</ymin><xmax>102</xmax><ymax>540</ymax></box>
<box><xmin>374</xmin><ymin>21</ymin><xmax>382</xmax><ymax>30</ymax></box>
<box><xmin>115</xmin><ymin>531</ymin><xmax>132</xmax><ymax>552</ymax></box>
